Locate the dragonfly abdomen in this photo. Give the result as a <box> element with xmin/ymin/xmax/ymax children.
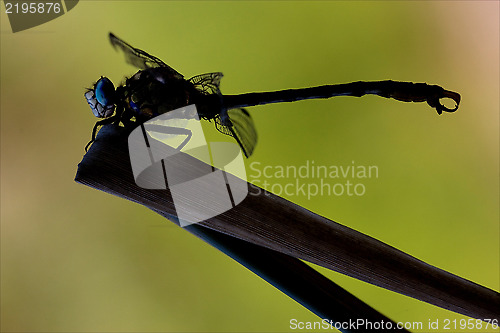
<box><xmin>223</xmin><ymin>80</ymin><xmax>460</xmax><ymax>115</ymax></box>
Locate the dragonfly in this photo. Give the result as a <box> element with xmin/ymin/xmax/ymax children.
<box><xmin>85</xmin><ymin>33</ymin><xmax>461</xmax><ymax>157</ymax></box>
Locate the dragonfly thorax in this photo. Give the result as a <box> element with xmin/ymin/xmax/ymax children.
<box><xmin>124</xmin><ymin>69</ymin><xmax>193</xmax><ymax>119</ymax></box>
<box><xmin>85</xmin><ymin>76</ymin><xmax>116</xmax><ymax>118</ymax></box>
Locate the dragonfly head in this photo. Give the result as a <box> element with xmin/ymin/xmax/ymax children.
<box><xmin>84</xmin><ymin>76</ymin><xmax>116</xmax><ymax>118</ymax></box>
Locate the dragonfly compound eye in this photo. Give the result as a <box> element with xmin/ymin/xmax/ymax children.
<box><xmin>95</xmin><ymin>77</ymin><xmax>116</xmax><ymax>107</ymax></box>
<box><xmin>84</xmin><ymin>79</ymin><xmax>116</xmax><ymax>118</ymax></box>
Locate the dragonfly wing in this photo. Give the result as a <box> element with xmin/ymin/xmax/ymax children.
<box><xmin>188</xmin><ymin>72</ymin><xmax>223</xmax><ymax>95</ymax></box>
<box><xmin>109</xmin><ymin>33</ymin><xmax>183</xmax><ymax>78</ymax></box>
<box><xmin>215</xmin><ymin>108</ymin><xmax>257</xmax><ymax>158</ymax></box>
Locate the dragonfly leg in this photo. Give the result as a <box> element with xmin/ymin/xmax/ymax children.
<box><xmin>85</xmin><ymin>115</ymin><xmax>119</xmax><ymax>151</ymax></box>
<box><xmin>173</xmin><ymin>128</ymin><xmax>192</xmax><ymax>151</ymax></box>
<box><xmin>120</xmin><ymin>112</ymin><xmax>135</xmax><ymax>128</ymax></box>
<box><xmin>140</xmin><ymin>124</ymin><xmax>193</xmax><ymax>151</ymax></box>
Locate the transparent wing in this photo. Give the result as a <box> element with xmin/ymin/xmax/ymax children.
<box><xmin>109</xmin><ymin>33</ymin><xmax>183</xmax><ymax>78</ymax></box>
<box><xmin>188</xmin><ymin>72</ymin><xmax>223</xmax><ymax>95</ymax></box>
<box><xmin>214</xmin><ymin>108</ymin><xmax>257</xmax><ymax>158</ymax></box>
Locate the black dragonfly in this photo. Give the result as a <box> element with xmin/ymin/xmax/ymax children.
<box><xmin>85</xmin><ymin>33</ymin><xmax>461</xmax><ymax>157</ymax></box>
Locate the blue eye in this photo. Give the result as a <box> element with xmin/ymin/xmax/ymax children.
<box><xmin>85</xmin><ymin>76</ymin><xmax>116</xmax><ymax>118</ymax></box>
<box><xmin>95</xmin><ymin>77</ymin><xmax>115</xmax><ymax>107</ymax></box>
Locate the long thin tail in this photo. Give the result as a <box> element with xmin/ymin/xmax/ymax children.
<box><xmin>223</xmin><ymin>80</ymin><xmax>461</xmax><ymax>115</ymax></box>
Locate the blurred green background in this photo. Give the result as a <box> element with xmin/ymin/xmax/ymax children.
<box><xmin>1</xmin><ymin>1</ymin><xmax>498</xmax><ymax>332</ymax></box>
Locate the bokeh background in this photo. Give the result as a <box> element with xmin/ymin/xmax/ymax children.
<box><xmin>1</xmin><ymin>1</ymin><xmax>498</xmax><ymax>332</ymax></box>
